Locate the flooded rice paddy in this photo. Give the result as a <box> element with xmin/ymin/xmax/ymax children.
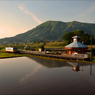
<box><xmin>0</xmin><ymin>57</ymin><xmax>95</xmax><ymax>95</ymax></box>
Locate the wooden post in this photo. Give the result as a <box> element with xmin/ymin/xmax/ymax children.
<box><xmin>67</xmin><ymin>49</ymin><xmax>68</xmax><ymax>54</ymax></box>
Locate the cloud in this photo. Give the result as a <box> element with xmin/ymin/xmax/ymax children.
<box><xmin>18</xmin><ymin>4</ymin><xmax>42</xmax><ymax>24</ymax></box>
<box><xmin>20</xmin><ymin>65</ymin><xmax>42</xmax><ymax>83</ymax></box>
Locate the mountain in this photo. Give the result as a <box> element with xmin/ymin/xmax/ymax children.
<box><xmin>0</xmin><ymin>20</ymin><xmax>95</xmax><ymax>45</ymax></box>
<box><xmin>29</xmin><ymin>57</ymin><xmax>72</xmax><ymax>68</ymax></box>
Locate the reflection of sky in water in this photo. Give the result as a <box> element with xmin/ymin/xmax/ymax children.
<box><xmin>0</xmin><ymin>57</ymin><xmax>95</xmax><ymax>94</ymax></box>
<box><xmin>20</xmin><ymin>65</ymin><xmax>42</xmax><ymax>83</ymax></box>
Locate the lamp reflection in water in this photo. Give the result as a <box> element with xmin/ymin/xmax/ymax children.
<box><xmin>73</xmin><ymin>66</ymin><xmax>80</xmax><ymax>71</ymax></box>
<box><xmin>68</xmin><ymin>62</ymin><xmax>92</xmax><ymax>75</ymax></box>
<box><xmin>68</xmin><ymin>62</ymin><xmax>82</xmax><ymax>72</ymax></box>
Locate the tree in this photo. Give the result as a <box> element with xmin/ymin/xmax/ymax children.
<box><xmin>63</xmin><ymin>30</ymin><xmax>94</xmax><ymax>45</ymax></box>
<box><xmin>63</xmin><ymin>32</ymin><xmax>74</xmax><ymax>44</ymax></box>
<box><xmin>38</xmin><ymin>45</ymin><xmax>45</xmax><ymax>51</ymax></box>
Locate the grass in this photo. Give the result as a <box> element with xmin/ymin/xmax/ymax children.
<box><xmin>0</xmin><ymin>42</ymin><xmax>64</xmax><ymax>50</ymax></box>
<box><xmin>0</xmin><ymin>43</ymin><xmax>95</xmax><ymax>49</ymax></box>
<box><xmin>45</xmin><ymin>42</ymin><xmax>64</xmax><ymax>48</ymax></box>
<box><xmin>1</xmin><ymin>42</ymin><xmax>94</xmax><ymax>50</ymax></box>
<box><xmin>87</xmin><ymin>45</ymin><xmax>95</xmax><ymax>48</ymax></box>
<box><xmin>0</xmin><ymin>52</ymin><xmax>23</xmax><ymax>58</ymax></box>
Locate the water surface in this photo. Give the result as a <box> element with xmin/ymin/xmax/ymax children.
<box><xmin>0</xmin><ymin>57</ymin><xmax>95</xmax><ymax>95</ymax></box>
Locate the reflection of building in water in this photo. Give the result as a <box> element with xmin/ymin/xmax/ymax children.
<box><xmin>68</xmin><ymin>62</ymin><xmax>92</xmax><ymax>75</ymax></box>
<box><xmin>68</xmin><ymin>62</ymin><xmax>82</xmax><ymax>72</ymax></box>
<box><xmin>29</xmin><ymin>57</ymin><xmax>92</xmax><ymax>75</ymax></box>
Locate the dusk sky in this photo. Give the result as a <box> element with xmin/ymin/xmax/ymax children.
<box><xmin>0</xmin><ymin>0</ymin><xmax>95</xmax><ymax>39</ymax></box>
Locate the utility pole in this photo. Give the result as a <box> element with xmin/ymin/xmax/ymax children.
<box><xmin>90</xmin><ymin>64</ymin><xmax>92</xmax><ymax>75</ymax></box>
<box><xmin>90</xmin><ymin>35</ymin><xmax>92</xmax><ymax>61</ymax></box>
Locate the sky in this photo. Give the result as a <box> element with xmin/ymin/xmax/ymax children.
<box><xmin>0</xmin><ymin>0</ymin><xmax>95</xmax><ymax>39</ymax></box>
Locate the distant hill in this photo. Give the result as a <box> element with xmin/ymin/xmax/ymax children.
<box><xmin>0</xmin><ymin>20</ymin><xmax>95</xmax><ymax>45</ymax></box>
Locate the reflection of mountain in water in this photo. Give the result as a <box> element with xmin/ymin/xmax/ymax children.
<box><xmin>29</xmin><ymin>57</ymin><xmax>92</xmax><ymax>75</ymax></box>
<box><xmin>29</xmin><ymin>57</ymin><xmax>72</xmax><ymax>68</ymax></box>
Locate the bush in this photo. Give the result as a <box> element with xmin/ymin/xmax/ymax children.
<box><xmin>55</xmin><ymin>51</ymin><xmax>59</xmax><ymax>55</ymax></box>
<box><xmin>38</xmin><ymin>45</ymin><xmax>44</xmax><ymax>51</ymax></box>
<box><xmin>63</xmin><ymin>41</ymin><xmax>69</xmax><ymax>46</ymax></box>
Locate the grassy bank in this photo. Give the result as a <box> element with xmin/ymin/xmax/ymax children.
<box><xmin>0</xmin><ymin>52</ymin><xmax>23</xmax><ymax>58</ymax></box>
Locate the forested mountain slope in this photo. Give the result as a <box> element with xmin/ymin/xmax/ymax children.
<box><xmin>0</xmin><ymin>20</ymin><xmax>95</xmax><ymax>45</ymax></box>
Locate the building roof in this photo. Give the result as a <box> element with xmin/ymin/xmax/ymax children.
<box><xmin>68</xmin><ymin>62</ymin><xmax>82</xmax><ymax>67</ymax></box>
<box><xmin>72</xmin><ymin>36</ymin><xmax>80</xmax><ymax>39</ymax></box>
<box><xmin>65</xmin><ymin>41</ymin><xmax>88</xmax><ymax>48</ymax></box>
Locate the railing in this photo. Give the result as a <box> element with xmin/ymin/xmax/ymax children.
<box><xmin>23</xmin><ymin>50</ymin><xmax>46</xmax><ymax>54</ymax></box>
<box><xmin>72</xmin><ymin>53</ymin><xmax>88</xmax><ymax>58</ymax></box>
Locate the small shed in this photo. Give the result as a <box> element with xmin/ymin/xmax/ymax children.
<box><xmin>65</xmin><ymin>36</ymin><xmax>88</xmax><ymax>55</ymax></box>
<box><xmin>24</xmin><ymin>46</ymin><xmax>29</xmax><ymax>50</ymax></box>
<box><xmin>39</xmin><ymin>48</ymin><xmax>42</xmax><ymax>52</ymax></box>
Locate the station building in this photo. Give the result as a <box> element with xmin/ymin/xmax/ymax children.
<box><xmin>65</xmin><ymin>36</ymin><xmax>88</xmax><ymax>55</ymax></box>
